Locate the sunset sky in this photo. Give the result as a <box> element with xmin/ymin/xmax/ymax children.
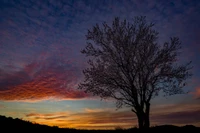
<box><xmin>0</xmin><ymin>0</ymin><xmax>200</xmax><ymax>130</ymax></box>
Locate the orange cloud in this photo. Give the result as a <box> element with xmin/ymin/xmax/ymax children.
<box><xmin>0</xmin><ymin>58</ymin><xmax>88</xmax><ymax>101</ymax></box>
<box><xmin>25</xmin><ymin>109</ymin><xmax>136</xmax><ymax>130</ymax></box>
<box><xmin>0</xmin><ymin>76</ymin><xmax>87</xmax><ymax>101</ymax></box>
<box><xmin>24</xmin><ymin>104</ymin><xmax>200</xmax><ymax>130</ymax></box>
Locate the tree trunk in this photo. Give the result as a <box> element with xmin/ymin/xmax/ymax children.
<box><xmin>144</xmin><ymin>114</ymin><xmax>150</xmax><ymax>128</ymax></box>
<box><xmin>137</xmin><ymin>114</ymin><xmax>144</xmax><ymax>129</ymax></box>
<box><xmin>136</xmin><ymin>103</ymin><xmax>150</xmax><ymax>129</ymax></box>
<box><xmin>137</xmin><ymin>113</ymin><xmax>144</xmax><ymax>129</ymax></box>
<box><xmin>144</xmin><ymin>102</ymin><xmax>150</xmax><ymax>128</ymax></box>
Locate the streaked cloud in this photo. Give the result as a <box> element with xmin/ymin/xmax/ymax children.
<box><xmin>151</xmin><ymin>109</ymin><xmax>200</xmax><ymax>126</ymax></box>
<box><xmin>24</xmin><ymin>103</ymin><xmax>200</xmax><ymax>129</ymax></box>
<box><xmin>26</xmin><ymin>112</ymin><xmax>69</xmax><ymax>120</ymax></box>
<box><xmin>150</xmin><ymin>103</ymin><xmax>200</xmax><ymax>126</ymax></box>
<box><xmin>25</xmin><ymin>108</ymin><xmax>136</xmax><ymax>129</ymax></box>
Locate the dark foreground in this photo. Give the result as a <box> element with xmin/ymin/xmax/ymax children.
<box><xmin>0</xmin><ymin>115</ymin><xmax>199</xmax><ymax>132</ymax></box>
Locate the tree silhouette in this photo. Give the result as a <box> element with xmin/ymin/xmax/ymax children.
<box><xmin>78</xmin><ymin>16</ymin><xmax>192</xmax><ymax>129</ymax></box>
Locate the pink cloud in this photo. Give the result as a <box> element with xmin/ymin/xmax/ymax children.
<box><xmin>193</xmin><ymin>87</ymin><xmax>200</xmax><ymax>99</ymax></box>
<box><xmin>151</xmin><ymin>109</ymin><xmax>200</xmax><ymax>126</ymax></box>
<box><xmin>0</xmin><ymin>57</ymin><xmax>88</xmax><ymax>101</ymax></box>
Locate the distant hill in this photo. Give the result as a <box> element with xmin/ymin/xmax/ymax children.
<box><xmin>0</xmin><ymin>115</ymin><xmax>199</xmax><ymax>132</ymax></box>
<box><xmin>0</xmin><ymin>115</ymin><xmax>75</xmax><ymax>133</ymax></box>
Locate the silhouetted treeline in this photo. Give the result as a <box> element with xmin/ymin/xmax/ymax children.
<box><xmin>0</xmin><ymin>115</ymin><xmax>199</xmax><ymax>133</ymax></box>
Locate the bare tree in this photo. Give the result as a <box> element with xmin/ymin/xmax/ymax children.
<box><xmin>78</xmin><ymin>16</ymin><xmax>192</xmax><ymax>129</ymax></box>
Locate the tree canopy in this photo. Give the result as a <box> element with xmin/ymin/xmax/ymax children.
<box><xmin>78</xmin><ymin>16</ymin><xmax>192</xmax><ymax>129</ymax></box>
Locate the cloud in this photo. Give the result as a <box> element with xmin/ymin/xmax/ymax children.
<box><xmin>151</xmin><ymin>109</ymin><xmax>200</xmax><ymax>125</ymax></box>
<box><xmin>192</xmin><ymin>87</ymin><xmax>200</xmax><ymax>99</ymax></box>
<box><xmin>0</xmin><ymin>1</ymin><xmax>200</xmax><ymax>128</ymax></box>
<box><xmin>0</xmin><ymin>104</ymin><xmax>5</xmax><ymax>109</ymax></box>
<box><xmin>0</xmin><ymin>56</ymin><xmax>88</xmax><ymax>101</ymax></box>
<box><xmin>0</xmin><ymin>69</ymin><xmax>30</xmax><ymax>90</ymax></box>
<box><xmin>26</xmin><ymin>112</ymin><xmax>69</xmax><ymax>120</ymax></box>
<box><xmin>150</xmin><ymin>103</ymin><xmax>200</xmax><ymax>126</ymax></box>
<box><xmin>25</xmin><ymin>103</ymin><xmax>200</xmax><ymax>129</ymax></box>
<box><xmin>25</xmin><ymin>108</ymin><xmax>136</xmax><ymax>129</ymax></box>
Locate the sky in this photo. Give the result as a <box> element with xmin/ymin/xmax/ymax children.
<box><xmin>0</xmin><ymin>0</ymin><xmax>200</xmax><ymax>130</ymax></box>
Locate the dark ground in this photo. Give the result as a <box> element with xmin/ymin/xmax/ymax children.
<box><xmin>0</xmin><ymin>115</ymin><xmax>199</xmax><ymax>133</ymax></box>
